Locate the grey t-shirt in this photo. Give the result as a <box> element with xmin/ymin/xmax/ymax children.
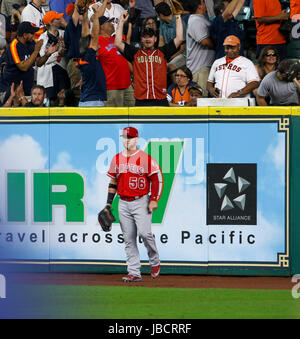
<box><xmin>258</xmin><ymin>71</ymin><xmax>299</xmax><ymax>105</ymax></box>
<box><xmin>186</xmin><ymin>14</ymin><xmax>215</xmax><ymax>74</ymax></box>
<box><xmin>135</xmin><ymin>0</ymin><xmax>156</xmax><ymax>19</ymax></box>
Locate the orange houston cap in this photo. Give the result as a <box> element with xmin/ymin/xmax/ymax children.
<box><xmin>43</xmin><ymin>11</ymin><xmax>64</xmax><ymax>25</ymax></box>
<box><xmin>223</xmin><ymin>35</ymin><xmax>241</xmax><ymax>46</ymax></box>
<box><xmin>121</xmin><ymin>127</ymin><xmax>139</xmax><ymax>138</ymax></box>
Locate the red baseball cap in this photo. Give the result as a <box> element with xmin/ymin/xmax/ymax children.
<box><xmin>121</xmin><ymin>127</ymin><xmax>139</xmax><ymax>138</ymax></box>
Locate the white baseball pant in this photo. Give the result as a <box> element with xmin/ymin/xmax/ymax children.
<box><xmin>118</xmin><ymin>195</ymin><xmax>160</xmax><ymax>277</ymax></box>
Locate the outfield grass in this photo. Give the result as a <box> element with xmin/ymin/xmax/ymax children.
<box><xmin>5</xmin><ymin>285</ymin><xmax>300</xmax><ymax>319</ymax></box>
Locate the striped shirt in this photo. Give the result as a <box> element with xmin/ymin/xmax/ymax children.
<box><xmin>207</xmin><ymin>56</ymin><xmax>259</xmax><ymax>98</ymax></box>
<box><xmin>123</xmin><ymin>40</ymin><xmax>177</xmax><ymax>100</ymax></box>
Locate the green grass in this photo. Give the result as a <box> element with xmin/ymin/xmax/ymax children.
<box><xmin>7</xmin><ymin>285</ymin><xmax>300</xmax><ymax>319</ymax></box>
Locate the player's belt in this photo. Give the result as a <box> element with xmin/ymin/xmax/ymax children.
<box><xmin>120</xmin><ymin>195</ymin><xmax>145</xmax><ymax>202</ymax></box>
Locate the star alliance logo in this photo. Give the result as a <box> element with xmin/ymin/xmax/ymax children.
<box><xmin>207</xmin><ymin>164</ymin><xmax>257</xmax><ymax>225</ymax></box>
<box><xmin>215</xmin><ymin>167</ymin><xmax>250</xmax><ymax>211</ymax></box>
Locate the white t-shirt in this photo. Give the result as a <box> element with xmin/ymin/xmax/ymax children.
<box><xmin>88</xmin><ymin>2</ymin><xmax>124</xmax><ymax>32</ymax></box>
<box><xmin>21</xmin><ymin>2</ymin><xmax>46</xmax><ymax>28</ymax></box>
<box><xmin>208</xmin><ymin>56</ymin><xmax>259</xmax><ymax>98</ymax></box>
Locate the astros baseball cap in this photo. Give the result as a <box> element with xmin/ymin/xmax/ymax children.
<box><xmin>99</xmin><ymin>16</ymin><xmax>114</xmax><ymax>25</ymax></box>
<box><xmin>17</xmin><ymin>21</ymin><xmax>39</xmax><ymax>36</ymax></box>
<box><xmin>43</xmin><ymin>11</ymin><xmax>64</xmax><ymax>25</ymax></box>
<box><xmin>121</xmin><ymin>127</ymin><xmax>139</xmax><ymax>138</ymax></box>
<box><xmin>223</xmin><ymin>35</ymin><xmax>241</xmax><ymax>46</ymax></box>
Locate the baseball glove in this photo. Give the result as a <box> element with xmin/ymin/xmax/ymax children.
<box><xmin>169</xmin><ymin>0</ymin><xmax>184</xmax><ymax>15</ymax></box>
<box><xmin>98</xmin><ymin>206</ymin><xmax>115</xmax><ymax>232</ymax></box>
<box><xmin>76</xmin><ymin>0</ymin><xmax>93</xmax><ymax>15</ymax></box>
<box><xmin>286</xmin><ymin>62</ymin><xmax>300</xmax><ymax>82</ymax></box>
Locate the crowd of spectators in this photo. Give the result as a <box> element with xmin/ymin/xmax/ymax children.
<box><xmin>0</xmin><ymin>0</ymin><xmax>298</xmax><ymax>108</ymax></box>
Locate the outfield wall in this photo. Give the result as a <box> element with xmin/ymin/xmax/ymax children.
<box><xmin>0</xmin><ymin>106</ymin><xmax>299</xmax><ymax>276</ymax></box>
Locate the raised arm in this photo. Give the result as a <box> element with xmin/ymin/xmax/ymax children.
<box><xmin>223</xmin><ymin>0</ymin><xmax>245</xmax><ymax>22</ymax></box>
<box><xmin>114</xmin><ymin>10</ymin><xmax>129</xmax><ymax>54</ymax></box>
<box><xmin>72</xmin><ymin>0</ymin><xmax>83</xmax><ymax>27</ymax></box>
<box><xmin>89</xmin><ymin>1</ymin><xmax>108</xmax><ymax>50</ymax></box>
<box><xmin>173</xmin><ymin>15</ymin><xmax>183</xmax><ymax>49</ymax></box>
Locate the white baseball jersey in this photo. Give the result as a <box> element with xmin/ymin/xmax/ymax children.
<box><xmin>21</xmin><ymin>3</ymin><xmax>46</xmax><ymax>28</ymax></box>
<box><xmin>207</xmin><ymin>56</ymin><xmax>259</xmax><ymax>98</ymax></box>
<box><xmin>88</xmin><ymin>2</ymin><xmax>124</xmax><ymax>32</ymax></box>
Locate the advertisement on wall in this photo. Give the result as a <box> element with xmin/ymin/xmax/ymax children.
<box><xmin>0</xmin><ymin>114</ymin><xmax>289</xmax><ymax>270</ymax></box>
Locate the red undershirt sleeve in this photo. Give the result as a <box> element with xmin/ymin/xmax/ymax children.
<box><xmin>149</xmin><ymin>173</ymin><xmax>159</xmax><ymax>201</ymax></box>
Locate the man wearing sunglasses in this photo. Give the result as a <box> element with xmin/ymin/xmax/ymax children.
<box><xmin>257</xmin><ymin>60</ymin><xmax>300</xmax><ymax>106</ymax></box>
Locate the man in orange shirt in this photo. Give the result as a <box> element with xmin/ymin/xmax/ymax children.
<box><xmin>253</xmin><ymin>0</ymin><xmax>290</xmax><ymax>62</ymax></box>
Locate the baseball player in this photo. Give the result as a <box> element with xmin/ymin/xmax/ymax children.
<box><xmin>207</xmin><ymin>35</ymin><xmax>260</xmax><ymax>99</ymax></box>
<box><xmin>106</xmin><ymin>127</ymin><xmax>161</xmax><ymax>282</ymax></box>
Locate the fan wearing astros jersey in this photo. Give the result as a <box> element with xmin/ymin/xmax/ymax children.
<box><xmin>21</xmin><ymin>0</ymin><xmax>48</xmax><ymax>41</ymax></box>
<box><xmin>0</xmin><ymin>21</ymin><xmax>59</xmax><ymax>104</ymax></box>
<box><xmin>207</xmin><ymin>35</ymin><xmax>259</xmax><ymax>99</ymax></box>
<box><xmin>106</xmin><ymin>127</ymin><xmax>161</xmax><ymax>282</ymax></box>
<box><xmin>114</xmin><ymin>10</ymin><xmax>183</xmax><ymax>107</ymax></box>
<box><xmin>76</xmin><ymin>1</ymin><xmax>107</xmax><ymax>107</ymax></box>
